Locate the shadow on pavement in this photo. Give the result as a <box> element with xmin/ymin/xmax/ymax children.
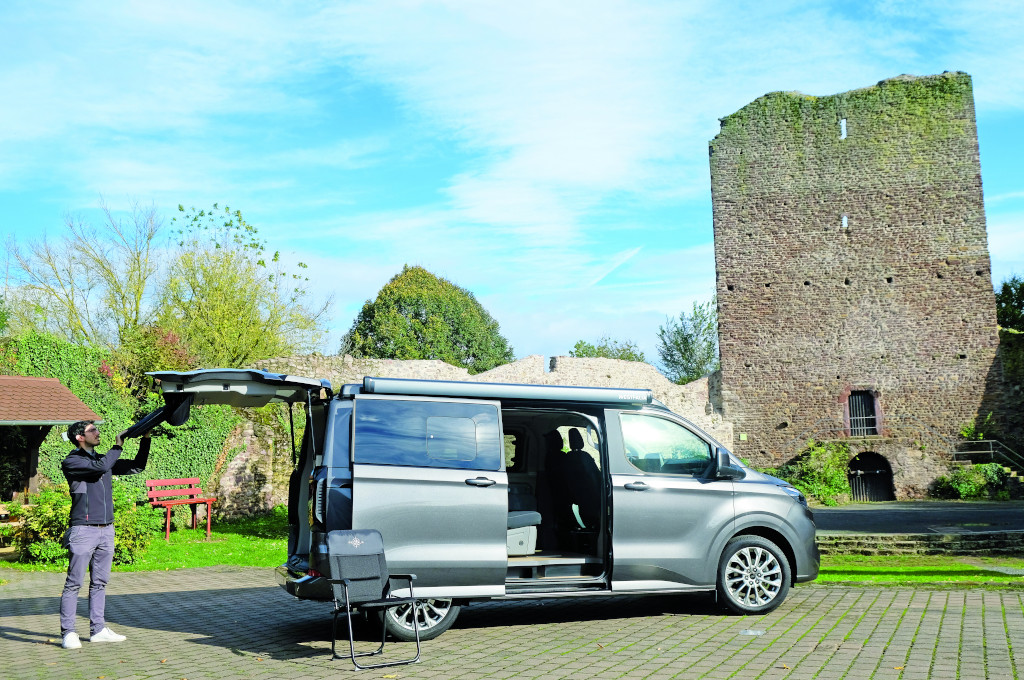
<box><xmin>0</xmin><ymin>583</ymin><xmax>725</xmax><ymax>663</ymax></box>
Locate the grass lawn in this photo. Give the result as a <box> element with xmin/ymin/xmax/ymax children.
<box><xmin>818</xmin><ymin>553</ymin><xmax>1024</xmax><ymax>587</ymax></box>
<box><xmin>120</xmin><ymin>508</ymin><xmax>289</xmax><ymax>572</ymax></box>
<box><xmin>0</xmin><ymin>507</ymin><xmax>289</xmax><ymax>573</ymax></box>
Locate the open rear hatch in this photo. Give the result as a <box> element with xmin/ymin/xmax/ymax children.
<box><xmin>135</xmin><ymin>369</ymin><xmax>334</xmax><ymax>593</ymax></box>
<box><xmin>147</xmin><ymin>368</ymin><xmax>331</xmax><ymax>408</ymax></box>
<box><xmin>127</xmin><ymin>368</ymin><xmax>332</xmax><ymax>435</ymax></box>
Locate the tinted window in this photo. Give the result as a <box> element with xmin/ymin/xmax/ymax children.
<box><xmin>325</xmin><ymin>402</ymin><xmax>353</xmax><ymax>469</ymax></box>
<box><xmin>426</xmin><ymin>416</ymin><xmax>476</xmax><ymax>461</ymax></box>
<box><xmin>620</xmin><ymin>413</ymin><xmax>712</xmax><ymax>476</ymax></box>
<box><xmin>354</xmin><ymin>399</ymin><xmax>501</xmax><ymax>471</ymax></box>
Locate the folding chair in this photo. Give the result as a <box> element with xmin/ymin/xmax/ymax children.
<box><xmin>326</xmin><ymin>529</ymin><xmax>421</xmax><ymax>670</ymax></box>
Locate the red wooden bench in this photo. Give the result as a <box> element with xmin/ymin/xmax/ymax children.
<box><xmin>146</xmin><ymin>478</ymin><xmax>217</xmax><ymax>541</ymax></box>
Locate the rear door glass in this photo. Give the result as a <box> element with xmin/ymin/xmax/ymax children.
<box><xmin>354</xmin><ymin>398</ymin><xmax>501</xmax><ymax>471</ymax></box>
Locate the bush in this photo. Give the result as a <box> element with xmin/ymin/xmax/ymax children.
<box><xmin>111</xmin><ymin>479</ymin><xmax>165</xmax><ymax>564</ymax></box>
<box><xmin>7</xmin><ymin>484</ymin><xmax>71</xmax><ymax>563</ymax></box>
<box><xmin>959</xmin><ymin>412</ymin><xmax>996</xmax><ymax>441</ymax></box>
<box><xmin>773</xmin><ymin>441</ymin><xmax>852</xmax><ymax>506</ymax></box>
<box><xmin>934</xmin><ymin>463</ymin><xmax>1009</xmax><ymax>500</ymax></box>
<box><xmin>7</xmin><ymin>480</ymin><xmax>162</xmax><ymax>565</ymax></box>
<box><xmin>570</xmin><ymin>337</ymin><xmax>646</xmax><ymax>362</ymax></box>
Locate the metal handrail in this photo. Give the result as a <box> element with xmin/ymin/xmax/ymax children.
<box><xmin>956</xmin><ymin>440</ymin><xmax>1024</xmax><ymax>473</ymax></box>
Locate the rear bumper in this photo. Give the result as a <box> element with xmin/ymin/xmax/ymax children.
<box><xmin>275</xmin><ymin>564</ymin><xmax>332</xmax><ymax>601</ymax></box>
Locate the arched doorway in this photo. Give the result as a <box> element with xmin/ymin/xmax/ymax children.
<box><xmin>847</xmin><ymin>451</ymin><xmax>895</xmax><ymax>502</ymax></box>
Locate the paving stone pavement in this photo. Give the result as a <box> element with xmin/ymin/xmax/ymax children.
<box><xmin>3</xmin><ymin>566</ymin><xmax>1024</xmax><ymax>680</ymax></box>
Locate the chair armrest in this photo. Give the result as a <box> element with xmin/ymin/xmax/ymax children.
<box><xmin>389</xmin><ymin>573</ymin><xmax>417</xmax><ymax>581</ymax></box>
<box><xmin>325</xmin><ymin>578</ymin><xmax>352</xmax><ymax>587</ymax></box>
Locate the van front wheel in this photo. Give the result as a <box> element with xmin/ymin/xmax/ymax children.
<box><xmin>717</xmin><ymin>535</ymin><xmax>791</xmax><ymax>615</ymax></box>
<box><xmin>376</xmin><ymin>598</ymin><xmax>461</xmax><ymax>641</ymax></box>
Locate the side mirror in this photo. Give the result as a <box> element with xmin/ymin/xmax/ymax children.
<box><xmin>715</xmin><ymin>449</ymin><xmax>746</xmax><ymax>481</ymax></box>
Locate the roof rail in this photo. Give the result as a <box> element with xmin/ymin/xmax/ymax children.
<box><xmin>361</xmin><ymin>377</ymin><xmax>653</xmax><ymax>406</ymax></box>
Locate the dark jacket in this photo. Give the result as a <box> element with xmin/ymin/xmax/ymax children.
<box><xmin>62</xmin><ymin>439</ymin><xmax>150</xmax><ymax>526</ymax></box>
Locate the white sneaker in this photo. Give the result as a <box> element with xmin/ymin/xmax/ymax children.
<box><xmin>90</xmin><ymin>627</ymin><xmax>126</xmax><ymax>643</ymax></box>
<box><xmin>62</xmin><ymin>632</ymin><xmax>82</xmax><ymax>649</ymax></box>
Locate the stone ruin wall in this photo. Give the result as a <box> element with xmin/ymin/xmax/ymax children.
<box><xmin>215</xmin><ymin>355</ymin><xmax>731</xmax><ymax>514</ymax></box>
<box><xmin>710</xmin><ymin>71</ymin><xmax>1004</xmax><ymax>486</ymax></box>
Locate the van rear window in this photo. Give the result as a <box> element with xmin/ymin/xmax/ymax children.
<box><xmin>354</xmin><ymin>399</ymin><xmax>501</xmax><ymax>471</ymax></box>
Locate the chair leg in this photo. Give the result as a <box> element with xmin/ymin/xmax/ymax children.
<box><xmin>205</xmin><ymin>502</ymin><xmax>213</xmax><ymax>540</ymax></box>
<box><xmin>164</xmin><ymin>506</ymin><xmax>171</xmax><ymax>541</ymax></box>
<box><xmin>330</xmin><ymin>606</ymin><xmax>340</xmax><ymax>660</ymax></box>
<box><xmin>347</xmin><ymin>603</ymin><xmax>421</xmax><ymax>670</ymax></box>
<box><xmin>328</xmin><ymin>585</ymin><xmax>384</xmax><ymax>664</ymax></box>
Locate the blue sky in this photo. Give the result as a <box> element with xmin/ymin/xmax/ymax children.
<box><xmin>2</xmin><ymin>1</ymin><xmax>1023</xmax><ymax>363</ymax></box>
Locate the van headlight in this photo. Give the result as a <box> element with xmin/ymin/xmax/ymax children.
<box><xmin>780</xmin><ymin>485</ymin><xmax>807</xmax><ymax>508</ymax></box>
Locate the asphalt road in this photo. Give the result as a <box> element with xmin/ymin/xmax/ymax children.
<box><xmin>813</xmin><ymin>500</ymin><xmax>1024</xmax><ymax>534</ymax></box>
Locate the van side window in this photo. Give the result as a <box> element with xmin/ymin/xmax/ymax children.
<box><xmin>354</xmin><ymin>399</ymin><xmax>501</xmax><ymax>471</ymax></box>
<box><xmin>620</xmin><ymin>413</ymin><xmax>712</xmax><ymax>476</ymax></box>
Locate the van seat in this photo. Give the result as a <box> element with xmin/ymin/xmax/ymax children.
<box><xmin>508</xmin><ymin>510</ymin><xmax>542</xmax><ymax>529</ymax></box>
<box><xmin>507</xmin><ymin>483</ymin><xmax>541</xmax><ymax>555</ymax></box>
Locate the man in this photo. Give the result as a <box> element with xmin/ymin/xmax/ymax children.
<box><xmin>60</xmin><ymin>420</ymin><xmax>151</xmax><ymax>650</ymax></box>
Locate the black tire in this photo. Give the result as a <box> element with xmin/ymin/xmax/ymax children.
<box><xmin>374</xmin><ymin>598</ymin><xmax>460</xmax><ymax>642</ymax></box>
<box><xmin>717</xmin><ymin>535</ymin><xmax>791</xmax><ymax>615</ymax></box>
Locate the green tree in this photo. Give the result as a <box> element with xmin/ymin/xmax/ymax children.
<box><xmin>996</xmin><ymin>275</ymin><xmax>1024</xmax><ymax>331</ymax></box>
<box><xmin>0</xmin><ymin>296</ymin><xmax>9</xmax><ymax>335</ymax></box>
<box><xmin>657</xmin><ymin>297</ymin><xmax>720</xmax><ymax>384</ymax></box>
<box><xmin>156</xmin><ymin>204</ymin><xmax>331</xmax><ymax>368</ymax></box>
<box><xmin>570</xmin><ymin>337</ymin><xmax>646</xmax><ymax>362</ymax></box>
<box><xmin>342</xmin><ymin>265</ymin><xmax>514</xmax><ymax>373</ymax></box>
<box><xmin>111</xmin><ymin>325</ymin><xmax>197</xmax><ymax>398</ymax></box>
<box><xmin>5</xmin><ymin>201</ymin><xmax>162</xmax><ymax>347</ymax></box>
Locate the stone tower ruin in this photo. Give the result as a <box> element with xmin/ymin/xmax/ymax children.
<box><xmin>709</xmin><ymin>72</ymin><xmax>1002</xmax><ymax>498</ymax></box>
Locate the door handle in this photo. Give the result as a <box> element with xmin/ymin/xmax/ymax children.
<box><xmin>624</xmin><ymin>481</ymin><xmax>649</xmax><ymax>491</ymax></box>
<box><xmin>465</xmin><ymin>477</ymin><xmax>496</xmax><ymax>487</ymax></box>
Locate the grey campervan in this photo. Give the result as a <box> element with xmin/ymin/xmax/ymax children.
<box><xmin>148</xmin><ymin>370</ymin><xmax>819</xmax><ymax>641</ymax></box>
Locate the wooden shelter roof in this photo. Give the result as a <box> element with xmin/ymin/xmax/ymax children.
<box><xmin>0</xmin><ymin>376</ymin><xmax>102</xmax><ymax>426</ymax></box>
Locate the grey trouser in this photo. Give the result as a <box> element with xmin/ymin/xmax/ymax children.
<box><xmin>60</xmin><ymin>524</ymin><xmax>115</xmax><ymax>637</ymax></box>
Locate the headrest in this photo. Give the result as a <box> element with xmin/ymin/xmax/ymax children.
<box><xmin>544</xmin><ymin>430</ymin><xmax>564</xmax><ymax>451</ymax></box>
<box><xmin>568</xmin><ymin>428</ymin><xmax>584</xmax><ymax>450</ymax></box>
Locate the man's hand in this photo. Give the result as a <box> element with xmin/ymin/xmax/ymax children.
<box><xmin>115</xmin><ymin>430</ymin><xmax>127</xmax><ymax>448</ymax></box>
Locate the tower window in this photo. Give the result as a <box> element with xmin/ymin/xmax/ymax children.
<box><xmin>839</xmin><ymin>118</ymin><xmax>848</xmax><ymax>140</ymax></box>
<box><xmin>848</xmin><ymin>391</ymin><xmax>879</xmax><ymax>436</ymax></box>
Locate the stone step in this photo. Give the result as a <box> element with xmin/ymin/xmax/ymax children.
<box><xmin>817</xmin><ymin>531</ymin><xmax>1024</xmax><ymax>555</ymax></box>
